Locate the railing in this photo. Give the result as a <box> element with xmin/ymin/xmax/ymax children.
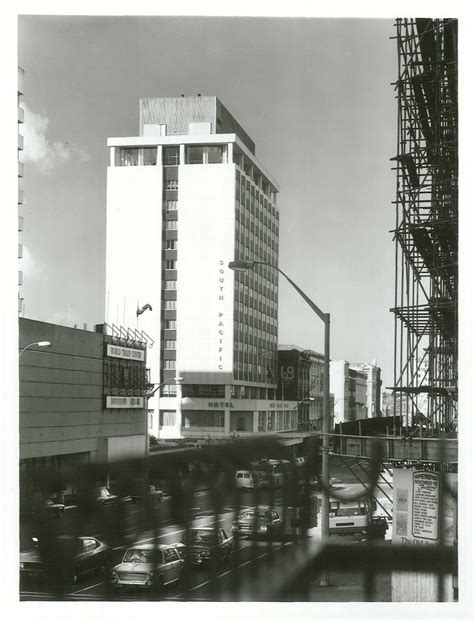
<box><xmin>19</xmin><ymin>436</ymin><xmax>458</xmax><ymax>602</ymax></box>
<box><xmin>331</xmin><ymin>431</ymin><xmax>458</xmax><ymax>463</ymax></box>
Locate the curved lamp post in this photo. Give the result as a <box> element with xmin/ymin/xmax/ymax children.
<box><xmin>296</xmin><ymin>397</ymin><xmax>316</xmax><ymax>431</ymax></box>
<box><xmin>229</xmin><ymin>259</ymin><xmax>331</xmax><ymax>586</ymax></box>
<box><xmin>19</xmin><ymin>341</ymin><xmax>52</xmax><ymax>358</ymax></box>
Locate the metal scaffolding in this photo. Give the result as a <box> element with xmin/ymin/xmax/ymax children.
<box><xmin>391</xmin><ymin>18</ymin><xmax>458</xmax><ymax>433</ymax></box>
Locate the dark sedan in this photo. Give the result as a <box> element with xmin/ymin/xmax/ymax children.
<box><xmin>20</xmin><ymin>535</ymin><xmax>111</xmax><ymax>587</ymax></box>
<box><xmin>179</xmin><ymin>527</ymin><xmax>233</xmax><ymax>566</ymax></box>
<box><xmin>20</xmin><ymin>495</ymin><xmax>65</xmax><ymax>520</ymax></box>
<box><xmin>129</xmin><ymin>484</ymin><xmax>163</xmax><ymax>504</ymax></box>
<box><xmin>96</xmin><ymin>486</ymin><xmax>121</xmax><ymax>507</ymax></box>
<box><xmin>232</xmin><ymin>506</ymin><xmax>283</xmax><ymax>538</ymax></box>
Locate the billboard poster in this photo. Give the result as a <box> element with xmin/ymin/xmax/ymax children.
<box><xmin>106</xmin><ymin>344</ymin><xmax>145</xmax><ymax>362</ymax></box>
<box><xmin>105</xmin><ymin>396</ymin><xmax>144</xmax><ymax>409</ymax></box>
<box><xmin>391</xmin><ymin>467</ymin><xmax>458</xmax><ymax>602</ymax></box>
<box><xmin>392</xmin><ymin>468</ymin><xmax>457</xmax><ymax>546</ymax></box>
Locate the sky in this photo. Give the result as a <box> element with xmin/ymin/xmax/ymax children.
<box><xmin>17</xmin><ymin>14</ymin><xmax>398</xmax><ymax>386</ymax></box>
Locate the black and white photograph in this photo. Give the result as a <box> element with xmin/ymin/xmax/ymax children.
<box><xmin>2</xmin><ymin>2</ymin><xmax>472</xmax><ymax>619</ymax></box>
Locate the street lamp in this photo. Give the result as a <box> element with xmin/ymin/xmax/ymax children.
<box><xmin>19</xmin><ymin>341</ymin><xmax>52</xmax><ymax>358</ymax></box>
<box><xmin>229</xmin><ymin>259</ymin><xmax>331</xmax><ymax>586</ymax></box>
<box><xmin>296</xmin><ymin>397</ymin><xmax>316</xmax><ymax>431</ymax></box>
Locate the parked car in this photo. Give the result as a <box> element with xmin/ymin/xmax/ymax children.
<box><xmin>110</xmin><ymin>543</ymin><xmax>184</xmax><ymax>591</ymax></box>
<box><xmin>20</xmin><ymin>535</ymin><xmax>111</xmax><ymax>586</ymax></box>
<box><xmin>292</xmin><ymin>457</ymin><xmax>306</xmax><ymax>467</ymax></box>
<box><xmin>250</xmin><ymin>459</ymin><xmax>290</xmax><ymax>488</ymax></box>
<box><xmin>63</xmin><ymin>485</ymin><xmax>124</xmax><ymax>510</ymax></box>
<box><xmin>129</xmin><ymin>484</ymin><xmax>163</xmax><ymax>504</ymax></box>
<box><xmin>179</xmin><ymin>527</ymin><xmax>233</xmax><ymax>566</ymax></box>
<box><xmin>232</xmin><ymin>506</ymin><xmax>283</xmax><ymax>538</ymax></box>
<box><xmin>234</xmin><ymin>470</ymin><xmax>258</xmax><ymax>492</ymax></box>
<box><xmin>366</xmin><ymin>515</ymin><xmax>389</xmax><ymax>539</ymax></box>
<box><xmin>329</xmin><ymin>499</ymin><xmax>379</xmax><ymax>537</ymax></box>
<box><xmin>297</xmin><ymin>477</ymin><xmax>321</xmax><ymax>492</ymax></box>
<box><xmin>96</xmin><ymin>486</ymin><xmax>120</xmax><ymax>507</ymax></box>
<box><xmin>20</xmin><ymin>494</ymin><xmax>65</xmax><ymax>520</ymax></box>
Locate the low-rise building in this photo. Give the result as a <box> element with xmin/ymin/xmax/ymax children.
<box><xmin>349</xmin><ymin>360</ymin><xmax>382</xmax><ymax>418</ymax></box>
<box><xmin>19</xmin><ymin>318</ymin><xmax>151</xmax><ymax>493</ymax></box>
<box><xmin>330</xmin><ymin>359</ymin><xmax>382</xmax><ymax>425</ymax></box>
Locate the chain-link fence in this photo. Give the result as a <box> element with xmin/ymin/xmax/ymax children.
<box><xmin>19</xmin><ymin>436</ymin><xmax>457</xmax><ymax>602</ymax></box>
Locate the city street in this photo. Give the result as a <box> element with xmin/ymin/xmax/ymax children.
<box><xmin>20</xmin><ymin>456</ymin><xmax>394</xmax><ymax>602</ymax></box>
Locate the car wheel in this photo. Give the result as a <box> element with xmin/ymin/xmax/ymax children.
<box><xmin>156</xmin><ymin>575</ymin><xmax>165</xmax><ymax>590</ymax></box>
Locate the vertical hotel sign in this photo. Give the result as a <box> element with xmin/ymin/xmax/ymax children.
<box><xmin>217</xmin><ymin>260</ymin><xmax>225</xmax><ymax>370</ymax></box>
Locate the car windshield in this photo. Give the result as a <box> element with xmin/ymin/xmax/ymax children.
<box><xmin>123</xmin><ymin>548</ymin><xmax>163</xmax><ymax>563</ymax></box>
<box><xmin>336</xmin><ymin>507</ymin><xmax>365</xmax><ymax>516</ymax></box>
<box><xmin>186</xmin><ymin>530</ymin><xmax>216</xmax><ymax>544</ymax></box>
<box><xmin>241</xmin><ymin>511</ymin><xmax>271</xmax><ymax>520</ymax></box>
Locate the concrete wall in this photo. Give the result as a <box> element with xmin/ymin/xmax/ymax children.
<box><xmin>177</xmin><ymin>163</ymin><xmax>235</xmax><ymax>383</ymax></box>
<box><xmin>350</xmin><ymin>369</ymin><xmax>368</xmax><ymax>420</ymax></box>
<box><xmin>330</xmin><ymin>360</ymin><xmax>349</xmax><ymax>424</ymax></box>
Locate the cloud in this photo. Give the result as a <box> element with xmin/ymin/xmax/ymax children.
<box><xmin>21</xmin><ymin>105</ymin><xmax>91</xmax><ymax>173</ymax></box>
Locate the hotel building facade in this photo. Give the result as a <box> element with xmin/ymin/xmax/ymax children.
<box><xmin>105</xmin><ymin>96</ymin><xmax>297</xmax><ymax>440</ymax></box>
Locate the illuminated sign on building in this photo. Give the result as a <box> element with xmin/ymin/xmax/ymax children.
<box><xmin>106</xmin><ymin>344</ymin><xmax>145</xmax><ymax>362</ymax></box>
<box><xmin>106</xmin><ymin>396</ymin><xmax>145</xmax><ymax>409</ymax></box>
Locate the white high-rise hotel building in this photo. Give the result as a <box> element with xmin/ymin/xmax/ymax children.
<box><xmin>106</xmin><ymin>96</ymin><xmax>297</xmax><ymax>439</ymax></box>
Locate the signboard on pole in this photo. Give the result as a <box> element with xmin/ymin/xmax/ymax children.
<box><xmin>412</xmin><ymin>471</ymin><xmax>439</xmax><ymax>540</ymax></box>
<box><xmin>391</xmin><ymin>467</ymin><xmax>457</xmax><ymax>601</ymax></box>
<box><xmin>105</xmin><ymin>396</ymin><xmax>144</xmax><ymax>409</ymax></box>
<box><xmin>106</xmin><ymin>344</ymin><xmax>145</xmax><ymax>362</ymax></box>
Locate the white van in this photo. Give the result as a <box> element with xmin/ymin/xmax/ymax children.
<box><xmin>235</xmin><ymin>470</ymin><xmax>257</xmax><ymax>491</ymax></box>
<box><xmin>329</xmin><ymin>500</ymin><xmax>369</xmax><ymax>536</ymax></box>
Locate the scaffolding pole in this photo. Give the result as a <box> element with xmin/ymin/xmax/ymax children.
<box><xmin>390</xmin><ymin>18</ymin><xmax>458</xmax><ymax>433</ymax></box>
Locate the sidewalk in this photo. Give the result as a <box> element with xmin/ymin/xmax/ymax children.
<box><xmin>301</xmin><ymin>523</ymin><xmax>393</xmax><ymax>602</ymax></box>
<box><xmin>309</xmin><ymin>569</ymin><xmax>392</xmax><ymax>602</ymax></box>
